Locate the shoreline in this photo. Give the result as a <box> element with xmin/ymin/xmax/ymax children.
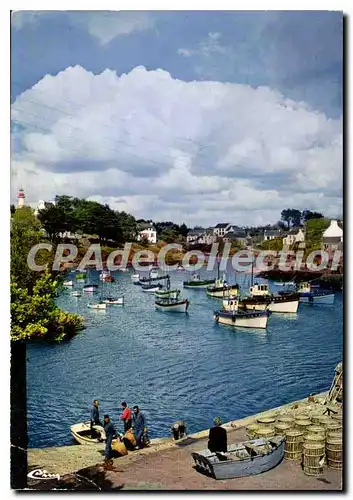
<box><xmin>28</xmin><ymin>390</ymin><xmax>328</xmax><ymax>477</ymax></box>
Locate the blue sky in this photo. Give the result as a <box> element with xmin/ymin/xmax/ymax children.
<box><xmin>11</xmin><ymin>11</ymin><xmax>343</xmax><ymax>226</ymax></box>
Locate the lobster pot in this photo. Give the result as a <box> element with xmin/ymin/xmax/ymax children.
<box><xmin>295</xmin><ymin>419</ymin><xmax>312</xmax><ymax>433</ymax></box>
<box><xmin>311</xmin><ymin>415</ymin><xmax>326</xmax><ymax>425</ymax></box>
<box><xmin>111</xmin><ymin>439</ymin><xmax>128</xmax><ymax>456</ymax></box>
<box><xmin>303</xmin><ymin>433</ymin><xmax>325</xmax><ymax>447</ymax></box>
<box><xmin>326</xmin><ymin>431</ymin><xmax>342</xmax><ymax>441</ymax></box>
<box><xmin>293</xmin><ymin>413</ymin><xmax>309</xmax><ymax>421</ymax></box>
<box><xmin>325</xmin><ymin>423</ymin><xmax>342</xmax><ymax>437</ymax></box>
<box><xmin>257</xmin><ymin>417</ymin><xmax>276</xmax><ymax>427</ymax></box>
<box><xmin>246</xmin><ymin>423</ymin><xmax>260</xmax><ymax>439</ymax></box>
<box><xmin>302</xmin><ymin>443</ymin><xmax>325</xmax><ymax>476</ymax></box>
<box><xmin>277</xmin><ymin>415</ymin><xmax>295</xmax><ymax>426</ymax></box>
<box><xmin>318</xmin><ymin>416</ymin><xmax>333</xmax><ymax>428</ymax></box>
<box><xmin>255</xmin><ymin>426</ymin><xmax>275</xmax><ymax>439</ymax></box>
<box><xmin>274</xmin><ymin>423</ymin><xmax>291</xmax><ymax>437</ymax></box>
<box><xmin>124</xmin><ymin>429</ymin><xmax>137</xmax><ymax>447</ymax></box>
<box><xmin>331</xmin><ymin>413</ymin><xmax>343</xmax><ymax>423</ymax></box>
<box><xmin>326</xmin><ymin>438</ymin><xmax>343</xmax><ymax>470</ymax></box>
<box><xmin>307</xmin><ymin>425</ymin><xmax>326</xmax><ymax>438</ymax></box>
<box><xmin>285</xmin><ymin>430</ymin><xmax>303</xmax><ymax>461</ymax></box>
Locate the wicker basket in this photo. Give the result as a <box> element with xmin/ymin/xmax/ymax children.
<box><xmin>277</xmin><ymin>415</ymin><xmax>295</xmax><ymax>425</ymax></box>
<box><xmin>255</xmin><ymin>426</ymin><xmax>275</xmax><ymax>439</ymax></box>
<box><xmin>318</xmin><ymin>416</ymin><xmax>333</xmax><ymax>428</ymax></box>
<box><xmin>257</xmin><ymin>417</ymin><xmax>276</xmax><ymax>427</ymax></box>
<box><xmin>307</xmin><ymin>425</ymin><xmax>325</xmax><ymax>438</ymax></box>
<box><xmin>303</xmin><ymin>433</ymin><xmax>325</xmax><ymax>446</ymax></box>
<box><xmin>302</xmin><ymin>443</ymin><xmax>325</xmax><ymax>476</ymax></box>
<box><xmin>274</xmin><ymin>422</ymin><xmax>291</xmax><ymax>437</ymax></box>
<box><xmin>326</xmin><ymin>438</ymin><xmax>343</xmax><ymax>470</ymax></box>
<box><xmin>246</xmin><ymin>423</ymin><xmax>260</xmax><ymax>439</ymax></box>
<box><xmin>325</xmin><ymin>422</ymin><xmax>342</xmax><ymax>436</ymax></box>
<box><xmin>285</xmin><ymin>430</ymin><xmax>303</xmax><ymax>461</ymax></box>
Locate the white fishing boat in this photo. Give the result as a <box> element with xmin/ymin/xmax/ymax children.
<box><xmin>71</xmin><ymin>291</ymin><xmax>82</xmax><ymax>297</ymax></box>
<box><xmin>87</xmin><ymin>302</ymin><xmax>107</xmax><ymax>310</ymax></box>
<box><xmin>142</xmin><ymin>283</ymin><xmax>163</xmax><ymax>292</ymax></box>
<box><xmin>70</xmin><ymin>421</ymin><xmax>106</xmax><ymax>445</ymax></box>
<box><xmin>63</xmin><ymin>280</ymin><xmax>73</xmax><ymax>287</ymax></box>
<box><xmin>206</xmin><ymin>274</ymin><xmax>239</xmax><ymax>299</ymax></box>
<box><xmin>83</xmin><ymin>284</ymin><xmax>98</xmax><ymax>292</ymax></box>
<box><xmin>155</xmin><ymin>297</ymin><xmax>190</xmax><ymax>313</ymax></box>
<box><xmin>297</xmin><ymin>282</ymin><xmax>335</xmax><ymax>304</ymax></box>
<box><xmin>214</xmin><ymin>309</ymin><xmax>269</xmax><ymax>329</ymax></box>
<box><xmin>222</xmin><ymin>296</ymin><xmax>239</xmax><ymax>312</ymax></box>
<box><xmin>155</xmin><ymin>289</ymin><xmax>181</xmax><ymax>299</ymax></box>
<box><xmin>131</xmin><ymin>272</ymin><xmax>140</xmax><ymax>284</ymax></box>
<box><xmin>101</xmin><ymin>297</ymin><xmax>124</xmax><ymax>305</ymax></box>
<box><xmin>240</xmin><ymin>283</ymin><xmax>299</xmax><ymax>314</ymax></box>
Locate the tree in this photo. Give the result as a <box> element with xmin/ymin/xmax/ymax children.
<box><xmin>281</xmin><ymin>209</ymin><xmax>302</xmax><ymax>229</ymax></box>
<box><xmin>302</xmin><ymin>210</ymin><xmax>324</xmax><ymax>222</ymax></box>
<box><xmin>305</xmin><ymin>217</ymin><xmax>331</xmax><ymax>246</ymax></box>
<box><xmin>10</xmin><ymin>204</ymin><xmax>16</xmax><ymax>215</ymax></box>
<box><xmin>37</xmin><ymin>205</ymin><xmax>68</xmax><ymax>242</ymax></box>
<box><xmin>179</xmin><ymin>223</ymin><xmax>189</xmax><ymax>237</ymax></box>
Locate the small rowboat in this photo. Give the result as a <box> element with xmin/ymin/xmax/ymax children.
<box><xmin>71</xmin><ymin>291</ymin><xmax>81</xmax><ymax>297</ymax></box>
<box><xmin>87</xmin><ymin>303</ymin><xmax>107</xmax><ymax>310</ymax></box>
<box><xmin>191</xmin><ymin>436</ymin><xmax>284</xmax><ymax>480</ymax></box>
<box><xmin>63</xmin><ymin>280</ymin><xmax>73</xmax><ymax>286</ymax></box>
<box><xmin>70</xmin><ymin>421</ymin><xmax>106</xmax><ymax>445</ymax></box>
<box><xmin>101</xmin><ymin>297</ymin><xmax>124</xmax><ymax>305</ymax></box>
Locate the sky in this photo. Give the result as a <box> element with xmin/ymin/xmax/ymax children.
<box><xmin>10</xmin><ymin>10</ymin><xmax>343</xmax><ymax>227</ymax></box>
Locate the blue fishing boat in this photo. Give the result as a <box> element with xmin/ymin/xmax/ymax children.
<box><xmin>191</xmin><ymin>436</ymin><xmax>285</xmax><ymax>480</ymax></box>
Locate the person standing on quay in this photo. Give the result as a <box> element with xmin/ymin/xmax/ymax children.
<box><xmin>208</xmin><ymin>417</ymin><xmax>227</xmax><ymax>453</ymax></box>
<box><xmin>90</xmin><ymin>399</ymin><xmax>102</xmax><ymax>438</ymax></box>
<box><xmin>120</xmin><ymin>401</ymin><xmax>132</xmax><ymax>432</ymax></box>
<box><xmin>103</xmin><ymin>415</ymin><xmax>117</xmax><ymax>467</ymax></box>
<box><xmin>132</xmin><ymin>405</ymin><xmax>147</xmax><ymax>449</ymax></box>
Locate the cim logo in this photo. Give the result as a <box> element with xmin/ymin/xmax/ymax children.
<box><xmin>27</xmin><ymin>469</ymin><xmax>60</xmax><ymax>481</ymax></box>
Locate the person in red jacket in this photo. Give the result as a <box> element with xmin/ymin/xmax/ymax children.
<box><xmin>120</xmin><ymin>401</ymin><xmax>132</xmax><ymax>432</ymax></box>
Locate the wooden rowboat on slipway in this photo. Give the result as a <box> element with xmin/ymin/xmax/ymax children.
<box><xmin>70</xmin><ymin>421</ymin><xmax>106</xmax><ymax>445</ymax></box>
<box><xmin>191</xmin><ymin>436</ymin><xmax>285</xmax><ymax>480</ymax></box>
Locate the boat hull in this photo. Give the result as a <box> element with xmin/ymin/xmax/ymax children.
<box><xmin>239</xmin><ymin>300</ymin><xmax>299</xmax><ymax>313</ymax></box>
<box><xmin>155</xmin><ymin>301</ymin><xmax>189</xmax><ymax>313</ymax></box>
<box><xmin>206</xmin><ymin>286</ymin><xmax>239</xmax><ymax>298</ymax></box>
<box><xmin>299</xmin><ymin>292</ymin><xmax>335</xmax><ymax>304</ymax></box>
<box><xmin>102</xmin><ymin>298</ymin><xmax>124</xmax><ymax>305</ymax></box>
<box><xmin>155</xmin><ymin>290</ymin><xmax>180</xmax><ymax>299</ymax></box>
<box><xmin>192</xmin><ymin>437</ymin><xmax>284</xmax><ymax>480</ymax></box>
<box><xmin>83</xmin><ymin>285</ymin><xmax>98</xmax><ymax>292</ymax></box>
<box><xmin>214</xmin><ymin>311</ymin><xmax>268</xmax><ymax>329</ymax></box>
<box><xmin>183</xmin><ymin>280</ymin><xmax>215</xmax><ymax>289</ymax></box>
<box><xmin>87</xmin><ymin>303</ymin><xmax>107</xmax><ymax>309</ymax></box>
<box><xmin>70</xmin><ymin>422</ymin><xmax>106</xmax><ymax>445</ymax></box>
<box><xmin>142</xmin><ymin>286</ymin><xmax>162</xmax><ymax>292</ymax></box>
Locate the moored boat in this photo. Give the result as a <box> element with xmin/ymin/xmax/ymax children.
<box><xmin>101</xmin><ymin>297</ymin><xmax>124</xmax><ymax>305</ymax></box>
<box><xmin>142</xmin><ymin>283</ymin><xmax>163</xmax><ymax>292</ymax></box>
<box><xmin>297</xmin><ymin>282</ymin><xmax>335</xmax><ymax>304</ymax></box>
<box><xmin>83</xmin><ymin>284</ymin><xmax>98</xmax><ymax>292</ymax></box>
<box><xmin>155</xmin><ymin>297</ymin><xmax>190</xmax><ymax>313</ymax></box>
<box><xmin>63</xmin><ymin>280</ymin><xmax>73</xmax><ymax>286</ymax></box>
<box><xmin>214</xmin><ymin>309</ymin><xmax>269</xmax><ymax>329</ymax></box>
<box><xmin>239</xmin><ymin>283</ymin><xmax>299</xmax><ymax>313</ymax></box>
<box><xmin>149</xmin><ymin>266</ymin><xmax>160</xmax><ymax>279</ymax></box>
<box><xmin>206</xmin><ymin>276</ymin><xmax>239</xmax><ymax>298</ymax></box>
<box><xmin>183</xmin><ymin>273</ymin><xmax>216</xmax><ymax>289</ymax></box>
<box><xmin>87</xmin><ymin>302</ymin><xmax>107</xmax><ymax>310</ymax></box>
<box><xmin>155</xmin><ymin>289</ymin><xmax>181</xmax><ymax>299</ymax></box>
<box><xmin>131</xmin><ymin>272</ymin><xmax>140</xmax><ymax>284</ymax></box>
<box><xmin>191</xmin><ymin>436</ymin><xmax>285</xmax><ymax>479</ymax></box>
<box><xmin>70</xmin><ymin>421</ymin><xmax>106</xmax><ymax>445</ymax></box>
<box><xmin>71</xmin><ymin>291</ymin><xmax>82</xmax><ymax>297</ymax></box>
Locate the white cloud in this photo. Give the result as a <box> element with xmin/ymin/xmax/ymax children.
<box><xmin>11</xmin><ymin>65</ymin><xmax>342</xmax><ymax>226</ymax></box>
<box><xmin>177</xmin><ymin>48</ymin><xmax>194</xmax><ymax>57</ymax></box>
<box><xmin>177</xmin><ymin>32</ymin><xmax>228</xmax><ymax>59</ymax></box>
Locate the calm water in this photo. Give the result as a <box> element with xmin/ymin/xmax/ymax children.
<box><xmin>27</xmin><ymin>267</ymin><xmax>343</xmax><ymax>448</ymax></box>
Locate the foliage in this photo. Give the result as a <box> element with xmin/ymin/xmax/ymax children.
<box><xmin>302</xmin><ymin>210</ymin><xmax>323</xmax><ymax>222</ymax></box>
<box><xmin>10</xmin><ymin>204</ymin><xmax>16</xmax><ymax>215</ymax></box>
<box><xmin>280</xmin><ymin>208</ymin><xmax>302</xmax><ymax>229</ymax></box>
<box><xmin>259</xmin><ymin>237</ymin><xmax>284</xmax><ymax>251</ymax></box>
<box><xmin>10</xmin><ymin>272</ymin><xmax>84</xmax><ymax>341</ymax></box>
<box><xmin>37</xmin><ymin>205</ymin><xmax>68</xmax><ymax>242</ymax></box>
<box><xmin>305</xmin><ymin>217</ymin><xmax>331</xmax><ymax>246</ymax></box>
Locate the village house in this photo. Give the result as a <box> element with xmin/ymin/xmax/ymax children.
<box><xmin>213</xmin><ymin>223</ymin><xmax>231</xmax><ymax>238</ymax></box>
<box><xmin>186</xmin><ymin>229</ymin><xmax>205</xmax><ymax>245</ymax></box>
<box><xmin>282</xmin><ymin>228</ymin><xmax>305</xmax><ymax>248</ymax></box>
<box><xmin>186</xmin><ymin>228</ymin><xmax>217</xmax><ymax>246</ymax></box>
<box><xmin>263</xmin><ymin>229</ymin><xmax>283</xmax><ymax>241</ymax></box>
<box><xmin>322</xmin><ymin>220</ymin><xmax>343</xmax><ymax>252</ymax></box>
<box><xmin>137</xmin><ymin>223</ymin><xmax>157</xmax><ymax>244</ymax></box>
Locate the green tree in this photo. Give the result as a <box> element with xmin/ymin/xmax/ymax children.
<box><xmin>37</xmin><ymin>205</ymin><xmax>68</xmax><ymax>242</ymax></box>
<box><xmin>305</xmin><ymin>217</ymin><xmax>331</xmax><ymax>247</ymax></box>
<box><xmin>10</xmin><ymin>204</ymin><xmax>16</xmax><ymax>215</ymax></box>
<box><xmin>302</xmin><ymin>210</ymin><xmax>324</xmax><ymax>222</ymax></box>
<box><xmin>281</xmin><ymin>209</ymin><xmax>302</xmax><ymax>229</ymax></box>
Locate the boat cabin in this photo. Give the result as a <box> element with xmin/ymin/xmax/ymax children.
<box><xmin>298</xmin><ymin>282</ymin><xmax>311</xmax><ymax>293</ymax></box>
<box><xmin>249</xmin><ymin>283</ymin><xmax>270</xmax><ymax>297</ymax></box>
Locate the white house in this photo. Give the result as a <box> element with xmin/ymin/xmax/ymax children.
<box><xmin>213</xmin><ymin>223</ymin><xmax>231</xmax><ymax>238</ymax></box>
<box><xmin>282</xmin><ymin>228</ymin><xmax>305</xmax><ymax>247</ymax></box>
<box><xmin>322</xmin><ymin>220</ymin><xmax>343</xmax><ymax>251</ymax></box>
<box><xmin>137</xmin><ymin>223</ymin><xmax>157</xmax><ymax>244</ymax></box>
<box><xmin>187</xmin><ymin>229</ymin><xmax>216</xmax><ymax>245</ymax></box>
<box><xmin>263</xmin><ymin>229</ymin><xmax>282</xmax><ymax>241</ymax></box>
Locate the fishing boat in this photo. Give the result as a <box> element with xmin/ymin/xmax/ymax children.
<box><xmin>71</xmin><ymin>291</ymin><xmax>82</xmax><ymax>297</ymax></box>
<box><xmin>142</xmin><ymin>283</ymin><xmax>163</xmax><ymax>292</ymax></box>
<box><xmin>191</xmin><ymin>436</ymin><xmax>285</xmax><ymax>480</ymax></box>
<box><xmin>222</xmin><ymin>296</ymin><xmax>239</xmax><ymax>312</ymax></box>
<box><xmin>155</xmin><ymin>297</ymin><xmax>190</xmax><ymax>313</ymax></box>
<box><xmin>83</xmin><ymin>284</ymin><xmax>98</xmax><ymax>292</ymax></box>
<box><xmin>214</xmin><ymin>309</ymin><xmax>269</xmax><ymax>329</ymax></box>
<box><xmin>206</xmin><ymin>276</ymin><xmax>239</xmax><ymax>299</ymax></box>
<box><xmin>149</xmin><ymin>266</ymin><xmax>159</xmax><ymax>279</ymax></box>
<box><xmin>70</xmin><ymin>421</ymin><xmax>106</xmax><ymax>445</ymax></box>
<box><xmin>131</xmin><ymin>272</ymin><xmax>140</xmax><ymax>284</ymax></box>
<box><xmin>239</xmin><ymin>283</ymin><xmax>299</xmax><ymax>313</ymax></box>
<box><xmin>139</xmin><ymin>274</ymin><xmax>169</xmax><ymax>285</ymax></box>
<box><xmin>183</xmin><ymin>273</ymin><xmax>215</xmax><ymax>289</ymax></box>
<box><xmin>63</xmin><ymin>280</ymin><xmax>73</xmax><ymax>287</ymax></box>
<box><xmin>101</xmin><ymin>297</ymin><xmax>124</xmax><ymax>305</ymax></box>
<box><xmin>155</xmin><ymin>289</ymin><xmax>181</xmax><ymax>299</ymax></box>
<box><xmin>87</xmin><ymin>302</ymin><xmax>107</xmax><ymax>310</ymax></box>
<box><xmin>296</xmin><ymin>282</ymin><xmax>335</xmax><ymax>304</ymax></box>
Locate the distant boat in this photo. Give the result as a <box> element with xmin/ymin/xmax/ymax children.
<box><xmin>83</xmin><ymin>284</ymin><xmax>98</xmax><ymax>292</ymax></box>
<box><xmin>183</xmin><ymin>274</ymin><xmax>215</xmax><ymax>289</ymax></box>
<box><xmin>131</xmin><ymin>272</ymin><xmax>140</xmax><ymax>284</ymax></box>
<box><xmin>101</xmin><ymin>297</ymin><xmax>124</xmax><ymax>305</ymax></box>
<box><xmin>87</xmin><ymin>302</ymin><xmax>107</xmax><ymax>310</ymax></box>
<box><xmin>206</xmin><ymin>275</ymin><xmax>239</xmax><ymax>298</ymax></box>
<box><xmin>191</xmin><ymin>436</ymin><xmax>285</xmax><ymax>480</ymax></box>
<box><xmin>155</xmin><ymin>297</ymin><xmax>190</xmax><ymax>313</ymax></box>
<box><xmin>63</xmin><ymin>280</ymin><xmax>73</xmax><ymax>287</ymax></box>
<box><xmin>71</xmin><ymin>291</ymin><xmax>81</xmax><ymax>297</ymax></box>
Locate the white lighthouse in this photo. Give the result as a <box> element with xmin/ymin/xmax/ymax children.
<box><xmin>17</xmin><ymin>188</ymin><xmax>25</xmax><ymax>209</ymax></box>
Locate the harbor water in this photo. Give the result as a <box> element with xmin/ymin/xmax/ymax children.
<box><xmin>27</xmin><ymin>267</ymin><xmax>343</xmax><ymax>448</ymax></box>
